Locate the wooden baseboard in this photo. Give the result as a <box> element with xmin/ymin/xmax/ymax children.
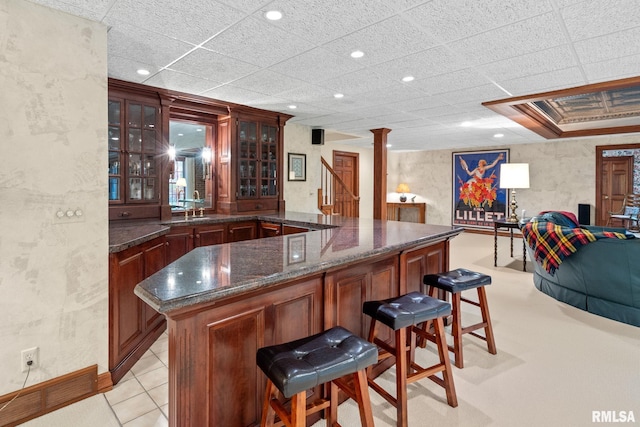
<box><xmin>97</xmin><ymin>372</ymin><xmax>113</xmax><ymax>393</ymax></box>
<box><xmin>0</xmin><ymin>365</ymin><xmax>99</xmax><ymax>427</ymax></box>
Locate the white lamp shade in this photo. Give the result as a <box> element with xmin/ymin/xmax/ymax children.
<box><xmin>499</xmin><ymin>163</ymin><xmax>529</xmax><ymax>189</ymax></box>
<box><xmin>176</xmin><ymin>177</ymin><xmax>187</xmax><ymax>188</ymax></box>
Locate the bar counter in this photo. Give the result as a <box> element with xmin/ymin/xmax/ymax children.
<box><xmin>131</xmin><ymin>212</ymin><xmax>463</xmax><ymax>427</ymax></box>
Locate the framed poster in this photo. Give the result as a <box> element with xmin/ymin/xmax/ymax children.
<box><xmin>288</xmin><ymin>153</ymin><xmax>306</xmax><ymax>181</ymax></box>
<box><xmin>452</xmin><ymin>149</ymin><xmax>509</xmax><ymax>229</ymax></box>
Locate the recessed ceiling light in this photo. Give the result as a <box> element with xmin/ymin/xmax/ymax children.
<box><xmin>350</xmin><ymin>50</ymin><xmax>364</xmax><ymax>59</ymax></box>
<box><xmin>334</xmin><ymin>93</ymin><xmax>344</xmax><ymax>99</ymax></box>
<box><xmin>196</xmin><ymin>128</ymin><xmax>202</xmax><ymax>132</ymax></box>
<box><xmin>494</xmin><ymin>133</ymin><xmax>504</xmax><ymax>138</ymax></box>
<box><xmin>460</xmin><ymin>121</ymin><xmax>472</xmax><ymax>127</ymax></box>
<box><xmin>402</xmin><ymin>76</ymin><xmax>414</xmax><ymax>82</ymax></box>
<box><xmin>265</xmin><ymin>10</ymin><xmax>283</xmax><ymax>20</ymax></box>
<box><xmin>386</xmin><ymin>144</ymin><xmax>392</xmax><ymax>148</ymax></box>
<box><xmin>136</xmin><ymin>69</ymin><xmax>150</xmax><ymax>76</ymax></box>
<box><xmin>288</xmin><ymin>105</ymin><xmax>297</xmax><ymax>109</ymax></box>
<box><xmin>178</xmin><ymin>133</ymin><xmax>184</xmax><ymax>136</ymax></box>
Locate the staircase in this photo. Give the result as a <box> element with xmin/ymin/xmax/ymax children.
<box><xmin>318</xmin><ymin>157</ymin><xmax>359</xmax><ymax>217</ymax></box>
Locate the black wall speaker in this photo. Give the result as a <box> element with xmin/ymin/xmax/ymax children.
<box><xmin>578</xmin><ymin>203</ymin><xmax>590</xmax><ymax>225</ymax></box>
<box><xmin>312</xmin><ymin>129</ymin><xmax>324</xmax><ymax>145</ymax></box>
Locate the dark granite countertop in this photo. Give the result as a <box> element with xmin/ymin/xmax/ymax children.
<box><xmin>133</xmin><ymin>214</ymin><xmax>463</xmax><ymax>314</ymax></box>
<box><xmin>109</xmin><ymin>211</ymin><xmax>339</xmax><ymax>253</ymax></box>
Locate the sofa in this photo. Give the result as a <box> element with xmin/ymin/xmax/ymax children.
<box><xmin>521</xmin><ymin>211</ymin><xmax>640</xmax><ymax>327</ymax></box>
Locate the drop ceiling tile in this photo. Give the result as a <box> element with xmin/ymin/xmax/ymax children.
<box><xmin>168</xmin><ymin>48</ymin><xmax>260</xmax><ymax>84</ymax></box>
<box><xmin>230</xmin><ymin>70</ymin><xmax>309</xmax><ymax>96</ymax></box>
<box><xmin>583</xmin><ymin>55</ymin><xmax>640</xmax><ymax>83</ymax></box>
<box><xmin>268</xmin><ymin>47</ymin><xmax>364</xmax><ymax>83</ymax></box>
<box><xmin>200</xmin><ymin>84</ymin><xmax>278</xmax><ymax>106</ymax></box>
<box><xmin>448</xmin><ymin>12</ymin><xmax>567</xmax><ymax>66</ymax></box>
<box><xmin>108</xmin><ymin>55</ymin><xmax>160</xmax><ymax>83</ymax></box>
<box><xmin>356</xmin><ymin>83</ymin><xmax>429</xmax><ymax>106</ymax></box>
<box><xmin>478</xmin><ymin>45</ymin><xmax>578</xmax><ymax>83</ymax></box>
<box><xmin>561</xmin><ymin>0</ymin><xmax>640</xmax><ymax>41</ymax></box>
<box><xmin>574</xmin><ymin>26</ymin><xmax>640</xmax><ymax>64</ymax></box>
<box><xmin>105</xmin><ymin>0</ymin><xmax>245</xmax><ymax>45</ymax></box>
<box><xmin>413</xmin><ymin>69</ymin><xmax>493</xmax><ymax>96</ymax></box>
<box><xmin>387</xmin><ymin>95</ymin><xmax>450</xmax><ymax>114</ymax></box>
<box><xmin>406</xmin><ymin>0</ymin><xmax>553</xmax><ymax>44</ymax></box>
<box><xmin>320</xmin><ymin>69</ymin><xmax>397</xmax><ymax>96</ymax></box>
<box><xmin>438</xmin><ymin>84</ymin><xmax>508</xmax><ymax>106</ymax></box>
<box><xmin>500</xmin><ymin>67</ymin><xmax>585</xmax><ymax>96</ymax></box>
<box><xmin>293</xmin><ymin>113</ymin><xmax>361</xmax><ymax>128</ymax></box>
<box><xmin>107</xmin><ymin>22</ymin><xmax>195</xmax><ymax>68</ymax></box>
<box><xmin>202</xmin><ymin>16</ymin><xmax>310</xmax><ymax>67</ymax></box>
<box><xmin>215</xmin><ymin>0</ymin><xmax>273</xmax><ymax>13</ymax></box>
<box><xmin>143</xmin><ymin>70</ymin><xmax>221</xmax><ymax>95</ymax></box>
<box><xmin>373</xmin><ymin>46</ymin><xmax>469</xmax><ymax>82</ymax></box>
<box><xmin>260</xmin><ymin>0</ymin><xmax>396</xmax><ymax>45</ymax></box>
<box><xmin>321</xmin><ymin>15</ymin><xmax>438</xmax><ymax>66</ymax></box>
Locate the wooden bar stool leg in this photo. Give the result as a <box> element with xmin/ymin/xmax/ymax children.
<box><xmin>353</xmin><ymin>370</ymin><xmax>375</xmax><ymax>427</ymax></box>
<box><xmin>477</xmin><ymin>287</ymin><xmax>497</xmax><ymax>355</ymax></box>
<box><xmin>451</xmin><ymin>293</ymin><xmax>464</xmax><ymax>368</ymax></box>
<box><xmin>395</xmin><ymin>328</ymin><xmax>409</xmax><ymax>427</ymax></box>
<box><xmin>290</xmin><ymin>391</ymin><xmax>306</xmax><ymax>427</ymax></box>
<box><xmin>326</xmin><ymin>381</ymin><xmax>338</xmax><ymax>426</ymax></box>
<box><xmin>434</xmin><ymin>317</ymin><xmax>458</xmax><ymax>407</ymax></box>
<box><xmin>261</xmin><ymin>379</ymin><xmax>277</xmax><ymax>427</ymax></box>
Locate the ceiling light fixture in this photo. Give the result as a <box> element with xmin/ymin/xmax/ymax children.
<box><xmin>136</xmin><ymin>69</ymin><xmax>150</xmax><ymax>76</ymax></box>
<box><xmin>288</xmin><ymin>105</ymin><xmax>297</xmax><ymax>109</ymax></box>
<box><xmin>494</xmin><ymin>133</ymin><xmax>504</xmax><ymax>138</ymax></box>
<box><xmin>350</xmin><ymin>50</ymin><xmax>364</xmax><ymax>59</ymax></box>
<box><xmin>265</xmin><ymin>10</ymin><xmax>283</xmax><ymax>20</ymax></box>
<box><xmin>402</xmin><ymin>76</ymin><xmax>414</xmax><ymax>82</ymax></box>
<box><xmin>334</xmin><ymin>93</ymin><xmax>344</xmax><ymax>99</ymax></box>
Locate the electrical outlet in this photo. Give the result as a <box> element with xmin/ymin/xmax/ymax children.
<box><xmin>21</xmin><ymin>347</ymin><xmax>39</xmax><ymax>372</ymax></box>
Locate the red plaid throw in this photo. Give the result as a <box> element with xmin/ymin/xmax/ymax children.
<box><xmin>522</xmin><ymin>219</ymin><xmax>630</xmax><ymax>275</ymax></box>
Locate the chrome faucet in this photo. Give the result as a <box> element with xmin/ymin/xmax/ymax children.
<box><xmin>193</xmin><ymin>190</ymin><xmax>200</xmax><ymax>200</ymax></box>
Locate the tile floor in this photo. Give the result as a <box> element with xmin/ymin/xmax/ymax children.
<box><xmin>104</xmin><ymin>332</ymin><xmax>169</xmax><ymax>426</ymax></box>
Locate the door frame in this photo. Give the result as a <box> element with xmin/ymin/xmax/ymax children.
<box><xmin>595</xmin><ymin>143</ymin><xmax>640</xmax><ymax>225</ymax></box>
<box><xmin>333</xmin><ymin>150</ymin><xmax>360</xmax><ymax>218</ymax></box>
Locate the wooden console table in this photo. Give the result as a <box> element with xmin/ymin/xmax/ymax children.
<box><xmin>387</xmin><ymin>202</ymin><xmax>426</xmax><ymax>223</ymax></box>
<box><xmin>493</xmin><ymin>219</ymin><xmax>526</xmax><ymax>271</ymax></box>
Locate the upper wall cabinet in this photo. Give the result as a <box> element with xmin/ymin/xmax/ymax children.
<box><xmin>108</xmin><ymin>78</ymin><xmax>291</xmax><ymax>221</ymax></box>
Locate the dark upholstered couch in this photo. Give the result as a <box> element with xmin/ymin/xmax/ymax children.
<box><xmin>522</xmin><ymin>212</ymin><xmax>640</xmax><ymax>327</ymax></box>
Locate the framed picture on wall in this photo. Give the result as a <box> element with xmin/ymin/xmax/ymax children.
<box><xmin>452</xmin><ymin>149</ymin><xmax>509</xmax><ymax>229</ymax></box>
<box><xmin>288</xmin><ymin>153</ymin><xmax>306</xmax><ymax>181</ymax></box>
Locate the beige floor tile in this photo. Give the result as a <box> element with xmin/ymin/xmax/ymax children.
<box><xmin>147</xmin><ymin>383</ymin><xmax>169</xmax><ymax>407</ymax></box>
<box><xmin>160</xmin><ymin>404</ymin><xmax>169</xmax><ymax>418</ymax></box>
<box><xmin>154</xmin><ymin>349</ymin><xmax>168</xmax><ymax>366</ymax></box>
<box><xmin>150</xmin><ymin>334</ymin><xmax>168</xmax><ymax>355</ymax></box>
<box><xmin>111</xmin><ymin>392</ymin><xmax>157</xmax><ymax>424</ymax></box>
<box><xmin>131</xmin><ymin>353</ymin><xmax>164</xmax><ymax>377</ymax></box>
<box><xmin>122</xmin><ymin>408</ymin><xmax>168</xmax><ymax>427</ymax></box>
<box><xmin>104</xmin><ymin>377</ymin><xmax>145</xmax><ymax>406</ymax></box>
<box><xmin>135</xmin><ymin>366</ymin><xmax>168</xmax><ymax>391</ymax></box>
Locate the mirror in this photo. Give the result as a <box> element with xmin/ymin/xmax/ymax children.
<box><xmin>169</xmin><ymin>121</ymin><xmax>213</xmax><ymax>211</ymax></box>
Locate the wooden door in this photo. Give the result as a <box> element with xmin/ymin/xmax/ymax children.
<box><xmin>598</xmin><ymin>156</ymin><xmax>633</xmax><ymax>225</ymax></box>
<box><xmin>333</xmin><ymin>151</ymin><xmax>359</xmax><ymax>217</ymax></box>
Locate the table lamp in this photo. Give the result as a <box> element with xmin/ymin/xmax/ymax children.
<box><xmin>396</xmin><ymin>183</ymin><xmax>410</xmax><ymax>202</ymax></box>
<box><xmin>499</xmin><ymin>163</ymin><xmax>529</xmax><ymax>222</ymax></box>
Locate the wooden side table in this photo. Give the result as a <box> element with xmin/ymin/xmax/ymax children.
<box><xmin>386</xmin><ymin>202</ymin><xmax>426</xmax><ymax>223</ymax></box>
<box><xmin>493</xmin><ymin>220</ymin><xmax>526</xmax><ymax>272</ymax></box>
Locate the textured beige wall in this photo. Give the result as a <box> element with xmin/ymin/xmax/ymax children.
<box><xmin>0</xmin><ymin>0</ymin><xmax>108</xmax><ymax>394</ymax></box>
<box><xmin>389</xmin><ymin>134</ymin><xmax>640</xmax><ymax>226</ymax></box>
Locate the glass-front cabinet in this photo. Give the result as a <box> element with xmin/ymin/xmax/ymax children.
<box><xmin>108</xmin><ymin>98</ymin><xmax>160</xmax><ymax>205</ymax></box>
<box><xmin>238</xmin><ymin>120</ymin><xmax>278</xmax><ymax>200</ymax></box>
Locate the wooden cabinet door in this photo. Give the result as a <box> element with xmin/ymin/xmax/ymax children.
<box><xmin>283</xmin><ymin>224</ymin><xmax>308</xmax><ymax>235</ymax></box>
<box><xmin>166</xmin><ymin>226</ymin><xmax>194</xmax><ymax>264</ymax></box>
<box><xmin>176</xmin><ymin>276</ymin><xmax>322</xmax><ymax>427</ymax></box>
<box><xmin>259</xmin><ymin>221</ymin><xmax>281</xmax><ymax>238</ymax></box>
<box><xmin>227</xmin><ymin>220</ymin><xmax>258</xmax><ymax>242</ymax></box>
<box><xmin>195</xmin><ymin>224</ymin><xmax>226</xmax><ymax>247</ymax></box>
<box><xmin>142</xmin><ymin>239</ymin><xmax>167</xmax><ymax>329</ymax></box>
<box><xmin>401</xmin><ymin>241</ymin><xmax>447</xmax><ymax>296</ymax></box>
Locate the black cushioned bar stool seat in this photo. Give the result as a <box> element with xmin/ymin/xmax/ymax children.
<box><xmin>422</xmin><ymin>268</ymin><xmax>497</xmax><ymax>369</ymax></box>
<box><xmin>363</xmin><ymin>292</ymin><xmax>458</xmax><ymax>427</ymax></box>
<box><xmin>257</xmin><ymin>326</ymin><xmax>377</xmax><ymax>427</ymax></box>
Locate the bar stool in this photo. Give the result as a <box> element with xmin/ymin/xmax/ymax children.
<box><xmin>256</xmin><ymin>326</ymin><xmax>378</xmax><ymax>427</ymax></box>
<box><xmin>422</xmin><ymin>268</ymin><xmax>497</xmax><ymax>369</ymax></box>
<box><xmin>363</xmin><ymin>292</ymin><xmax>458</xmax><ymax>427</ymax></box>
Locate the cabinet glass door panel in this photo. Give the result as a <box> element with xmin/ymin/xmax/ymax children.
<box><xmin>143</xmin><ymin>154</ymin><xmax>155</xmax><ymax>176</ymax></box>
<box><xmin>129</xmin><ymin>129</ymin><xmax>142</xmax><ymax>152</ymax></box>
<box><xmin>108</xmin><ymin>127</ymin><xmax>121</xmax><ymax>150</ymax></box>
<box><xmin>129</xmin><ymin>177</ymin><xmax>142</xmax><ymax>200</ymax></box>
<box><xmin>142</xmin><ymin>129</ymin><xmax>156</xmax><ymax>151</ymax></box>
<box><xmin>143</xmin><ymin>178</ymin><xmax>155</xmax><ymax>201</ymax></box>
<box><xmin>108</xmin><ymin>101</ymin><xmax>121</xmax><ymax>125</ymax></box>
<box><xmin>108</xmin><ymin>100</ymin><xmax>123</xmax><ymax>203</ymax></box>
<box><xmin>143</xmin><ymin>106</ymin><xmax>156</xmax><ymax>129</ymax></box>
<box><xmin>109</xmin><ymin>178</ymin><xmax>120</xmax><ymax>201</ymax></box>
<box><xmin>128</xmin><ymin>104</ymin><xmax>142</xmax><ymax>127</ymax></box>
<box><xmin>109</xmin><ymin>152</ymin><xmax>121</xmax><ymax>174</ymax></box>
<box><xmin>129</xmin><ymin>153</ymin><xmax>142</xmax><ymax>176</ymax></box>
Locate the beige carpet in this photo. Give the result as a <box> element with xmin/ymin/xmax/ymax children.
<box><xmin>312</xmin><ymin>231</ymin><xmax>640</xmax><ymax>427</ymax></box>
<box><xmin>19</xmin><ymin>394</ymin><xmax>120</xmax><ymax>427</ymax></box>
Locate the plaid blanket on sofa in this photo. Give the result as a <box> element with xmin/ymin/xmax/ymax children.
<box><xmin>521</xmin><ymin>218</ymin><xmax>630</xmax><ymax>275</ymax></box>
